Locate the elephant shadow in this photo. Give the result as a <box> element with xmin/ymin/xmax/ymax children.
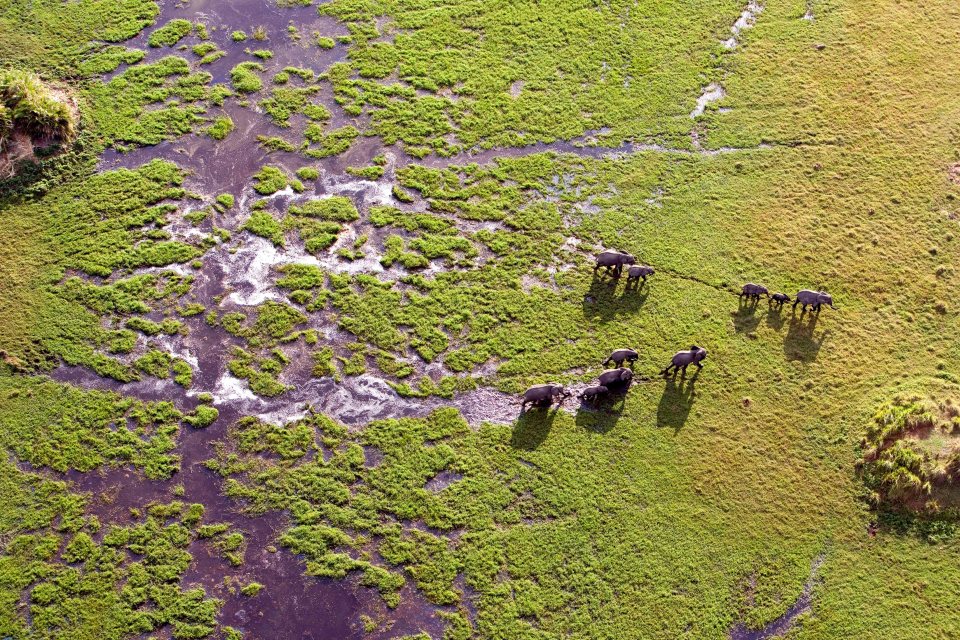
<box><xmin>765</xmin><ymin>304</ymin><xmax>787</xmax><ymax>332</ymax></box>
<box><xmin>574</xmin><ymin>394</ymin><xmax>626</xmax><ymax>434</ymax></box>
<box><xmin>656</xmin><ymin>373</ymin><xmax>698</xmax><ymax>433</ymax></box>
<box><xmin>582</xmin><ymin>272</ymin><xmax>649</xmax><ymax>322</ymax></box>
<box><xmin>732</xmin><ymin>297</ymin><xmax>762</xmax><ymax>334</ymax></box>
<box><xmin>510</xmin><ymin>406</ymin><xmax>560</xmax><ymax>450</ymax></box>
<box><xmin>622</xmin><ymin>277</ymin><xmax>650</xmax><ymax>294</ymax></box>
<box><xmin>783</xmin><ymin>309</ymin><xmax>829</xmax><ymax>362</ymax></box>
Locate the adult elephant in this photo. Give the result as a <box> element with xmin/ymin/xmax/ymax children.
<box><xmin>520</xmin><ymin>383</ymin><xmax>570</xmax><ymax>411</ymax></box>
<box><xmin>793</xmin><ymin>290</ymin><xmax>835</xmax><ymax>312</ymax></box>
<box><xmin>661</xmin><ymin>346</ymin><xmax>707</xmax><ymax>376</ymax></box>
<box><xmin>594</xmin><ymin>250</ymin><xmax>636</xmax><ymax>277</ymax></box>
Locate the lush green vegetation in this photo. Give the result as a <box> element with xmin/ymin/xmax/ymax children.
<box><xmin>0</xmin><ymin>372</ymin><xmax>239</xmax><ymax>638</ymax></box>
<box><xmin>0</xmin><ymin>69</ymin><xmax>76</xmax><ymax>176</ymax></box>
<box><xmin>318</xmin><ymin>0</ymin><xmax>745</xmax><ymax>155</ymax></box>
<box><xmin>2</xmin><ymin>0</ymin><xmax>960</xmax><ymax>637</ymax></box>
<box><xmin>859</xmin><ymin>381</ymin><xmax>960</xmax><ymax>513</ymax></box>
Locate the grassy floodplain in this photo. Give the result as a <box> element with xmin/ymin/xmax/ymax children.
<box><xmin>1</xmin><ymin>0</ymin><xmax>960</xmax><ymax>638</ymax></box>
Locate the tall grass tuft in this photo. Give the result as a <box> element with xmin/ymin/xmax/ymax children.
<box><xmin>0</xmin><ymin>69</ymin><xmax>76</xmax><ymax>148</ymax></box>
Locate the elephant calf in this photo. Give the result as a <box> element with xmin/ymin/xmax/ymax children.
<box><xmin>598</xmin><ymin>368</ymin><xmax>634</xmax><ymax>388</ymax></box>
<box><xmin>661</xmin><ymin>345</ymin><xmax>707</xmax><ymax>376</ymax></box>
<box><xmin>769</xmin><ymin>292</ymin><xmax>790</xmax><ymax>306</ymax></box>
<box><xmin>603</xmin><ymin>348</ymin><xmax>639</xmax><ymax>368</ymax></box>
<box><xmin>740</xmin><ymin>283</ymin><xmax>769</xmax><ymax>300</ymax></box>
<box><xmin>793</xmin><ymin>289</ymin><xmax>834</xmax><ymax>312</ymax></box>
<box><xmin>594</xmin><ymin>250</ymin><xmax>636</xmax><ymax>277</ymax></box>
<box><xmin>627</xmin><ymin>265</ymin><xmax>654</xmax><ymax>283</ymax></box>
<box><xmin>579</xmin><ymin>385</ymin><xmax>609</xmax><ymax>403</ymax></box>
<box><xmin>521</xmin><ymin>383</ymin><xmax>569</xmax><ymax>410</ymax></box>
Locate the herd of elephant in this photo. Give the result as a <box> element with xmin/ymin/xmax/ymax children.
<box><xmin>518</xmin><ymin>250</ymin><xmax>836</xmax><ymax>411</ymax></box>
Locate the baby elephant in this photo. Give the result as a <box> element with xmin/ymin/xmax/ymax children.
<box><xmin>594</xmin><ymin>250</ymin><xmax>636</xmax><ymax>277</ymax></box>
<box><xmin>603</xmin><ymin>348</ymin><xmax>639</xmax><ymax>368</ymax></box>
<box><xmin>769</xmin><ymin>292</ymin><xmax>790</xmax><ymax>307</ymax></box>
<box><xmin>661</xmin><ymin>345</ymin><xmax>707</xmax><ymax>376</ymax></box>
<box><xmin>793</xmin><ymin>290</ymin><xmax>834</xmax><ymax>312</ymax></box>
<box><xmin>740</xmin><ymin>283</ymin><xmax>769</xmax><ymax>300</ymax></box>
<box><xmin>520</xmin><ymin>383</ymin><xmax>569</xmax><ymax>411</ymax></box>
<box><xmin>597</xmin><ymin>368</ymin><xmax>634</xmax><ymax>389</ymax></box>
<box><xmin>579</xmin><ymin>385</ymin><xmax>609</xmax><ymax>403</ymax></box>
<box><xmin>627</xmin><ymin>265</ymin><xmax>654</xmax><ymax>284</ymax></box>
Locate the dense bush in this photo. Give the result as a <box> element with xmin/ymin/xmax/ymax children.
<box><xmin>861</xmin><ymin>393</ymin><xmax>960</xmax><ymax>509</ymax></box>
<box><xmin>0</xmin><ymin>69</ymin><xmax>76</xmax><ymax>175</ymax></box>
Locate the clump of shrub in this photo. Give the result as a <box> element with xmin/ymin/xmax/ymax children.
<box><xmin>252</xmin><ymin>164</ymin><xmax>292</xmax><ymax>195</ymax></box>
<box><xmin>206</xmin><ymin>116</ymin><xmax>234</xmax><ymax>140</ymax></box>
<box><xmin>860</xmin><ymin>392</ymin><xmax>960</xmax><ymax>512</ymax></box>
<box><xmin>289</xmin><ymin>196</ymin><xmax>359</xmax><ymax>222</ymax></box>
<box><xmin>242</xmin><ymin>210</ymin><xmax>285</xmax><ymax>246</ymax></box>
<box><xmin>230</xmin><ymin>62</ymin><xmax>265</xmax><ymax>93</ymax></box>
<box><xmin>148</xmin><ymin>19</ymin><xmax>193</xmax><ymax>47</ymax></box>
<box><xmin>0</xmin><ymin>69</ymin><xmax>77</xmax><ymax>176</ymax></box>
<box><xmin>185</xmin><ymin>405</ymin><xmax>219</xmax><ymax>428</ymax></box>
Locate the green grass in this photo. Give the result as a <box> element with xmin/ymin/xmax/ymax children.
<box><xmin>259</xmin><ymin>86</ymin><xmax>322</xmax><ymax>127</ymax></box>
<box><xmin>0</xmin><ymin>375</ymin><xmax>182</xmax><ymax>478</ymax></box>
<box><xmin>206</xmin><ymin>115</ymin><xmax>234</xmax><ymax>140</ymax></box>
<box><xmin>319</xmin><ymin>0</ymin><xmax>745</xmax><ymax>154</ymax></box>
<box><xmin>147</xmin><ymin>19</ymin><xmax>192</xmax><ymax>47</ymax></box>
<box><xmin>0</xmin><ymin>0</ymin><xmax>158</xmax><ymax>74</ymax></box>
<box><xmin>3</xmin><ymin>0</ymin><xmax>960</xmax><ymax>637</ymax></box>
<box><xmin>230</xmin><ymin>61</ymin><xmax>265</xmax><ymax>94</ymax></box>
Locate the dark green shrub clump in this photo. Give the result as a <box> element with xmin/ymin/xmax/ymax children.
<box><xmin>0</xmin><ymin>69</ymin><xmax>76</xmax><ymax>176</ymax></box>
<box><xmin>861</xmin><ymin>391</ymin><xmax>960</xmax><ymax>514</ymax></box>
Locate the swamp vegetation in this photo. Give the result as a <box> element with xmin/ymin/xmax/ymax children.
<box><xmin>1</xmin><ymin>0</ymin><xmax>960</xmax><ymax>637</ymax></box>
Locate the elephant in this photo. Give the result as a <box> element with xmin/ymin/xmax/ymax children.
<box><xmin>739</xmin><ymin>283</ymin><xmax>769</xmax><ymax>299</ymax></box>
<box><xmin>594</xmin><ymin>250</ymin><xmax>636</xmax><ymax>277</ymax></box>
<box><xmin>597</xmin><ymin>368</ymin><xmax>634</xmax><ymax>388</ymax></box>
<box><xmin>793</xmin><ymin>290</ymin><xmax>834</xmax><ymax>312</ymax></box>
<box><xmin>521</xmin><ymin>383</ymin><xmax>570</xmax><ymax>410</ymax></box>
<box><xmin>626</xmin><ymin>265</ymin><xmax>655</xmax><ymax>283</ymax></box>
<box><xmin>769</xmin><ymin>292</ymin><xmax>790</xmax><ymax>307</ymax></box>
<box><xmin>603</xmin><ymin>348</ymin><xmax>639</xmax><ymax>368</ymax></box>
<box><xmin>579</xmin><ymin>385</ymin><xmax>609</xmax><ymax>403</ymax></box>
<box><xmin>661</xmin><ymin>345</ymin><xmax>707</xmax><ymax>376</ymax></box>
